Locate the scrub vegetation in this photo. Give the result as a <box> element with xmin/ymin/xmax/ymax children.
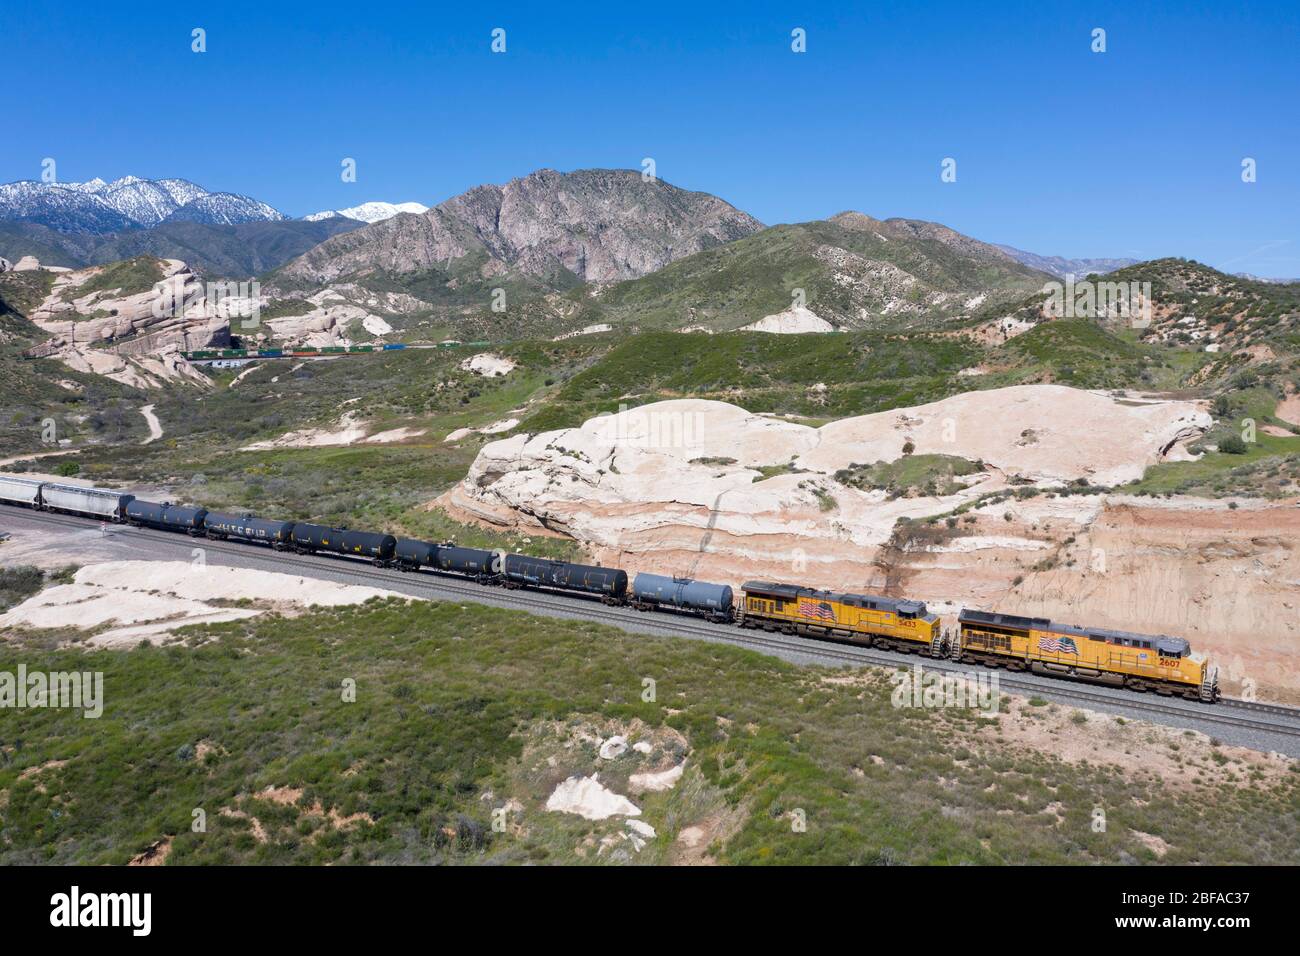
<box><xmin>1</xmin><ymin>599</ymin><xmax>1295</xmax><ymax>865</ymax></box>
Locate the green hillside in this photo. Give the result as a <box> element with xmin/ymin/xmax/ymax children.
<box><xmin>0</xmin><ymin>272</ymin><xmax>146</xmax><ymax>456</ymax></box>
<box><xmin>0</xmin><ymin>218</ymin><xmax>367</xmax><ymax>279</ymax></box>
<box><xmin>518</xmin><ymin>329</ymin><xmax>982</xmax><ymax>431</ymax></box>
<box><xmin>3</xmin><ymin>598</ymin><xmax>1294</xmax><ymax>865</ymax></box>
<box><xmin>578</xmin><ymin>217</ymin><xmax>1050</xmax><ymax>333</ymax></box>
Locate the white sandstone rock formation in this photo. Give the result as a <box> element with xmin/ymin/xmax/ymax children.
<box><xmin>0</xmin><ymin>560</ymin><xmax>405</xmax><ymax>647</ymax></box>
<box><xmin>438</xmin><ymin>384</ymin><xmax>1211</xmax><ymax>625</ymax></box>
<box><xmin>545</xmin><ymin>774</ymin><xmax>641</xmax><ymax>821</ymax></box>
<box><xmin>23</xmin><ymin>258</ymin><xmax>230</xmax><ymax>387</ymax></box>
<box><xmin>460</xmin><ymin>352</ymin><xmax>517</xmax><ymax>377</ymax></box>
<box><xmin>740</xmin><ymin>304</ymin><xmax>835</xmax><ymax>334</ymax></box>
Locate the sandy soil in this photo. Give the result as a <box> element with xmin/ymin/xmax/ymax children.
<box><xmin>545</xmin><ymin>774</ymin><xmax>642</xmax><ymax>820</ymax></box>
<box><xmin>828</xmin><ymin>670</ymin><xmax>1294</xmax><ymax>786</ymax></box>
<box><xmin>0</xmin><ymin>560</ymin><xmax>409</xmax><ymax>647</ymax></box>
<box><xmin>0</xmin><ymin>450</ymin><xmax>77</xmax><ymax>469</ymax></box>
<box><xmin>241</xmin><ymin>411</ymin><xmax>370</xmax><ymax>450</ymax></box>
<box><xmin>138</xmin><ymin>404</ymin><xmax>163</xmax><ymax>444</ymax></box>
<box><xmin>362</xmin><ymin>426</ymin><xmax>427</xmax><ymax>444</ymax></box>
<box><xmin>969</xmin><ymin>692</ymin><xmax>1294</xmax><ymax>790</ymax></box>
<box><xmin>1277</xmin><ymin>390</ymin><xmax>1300</xmax><ymax>428</ymax></box>
<box><xmin>240</xmin><ymin>412</ymin><xmax>429</xmax><ymax>450</ymax></box>
<box><xmin>444</xmin><ymin>418</ymin><xmax>519</xmax><ymax>443</ymax></box>
<box><xmin>228</xmin><ymin>364</ymin><xmax>263</xmax><ymax>388</ymax></box>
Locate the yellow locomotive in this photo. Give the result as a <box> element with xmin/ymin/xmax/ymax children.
<box><xmin>736</xmin><ymin>581</ymin><xmax>1219</xmax><ymax>703</ymax></box>
<box><xmin>957</xmin><ymin>609</ymin><xmax>1219</xmax><ymax>702</ymax></box>
<box><xmin>740</xmin><ymin>581</ymin><xmax>948</xmax><ymax>656</ymax></box>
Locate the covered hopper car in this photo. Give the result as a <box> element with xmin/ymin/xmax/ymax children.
<box><xmin>38</xmin><ymin>482</ymin><xmax>134</xmax><ymax>521</ymax></box>
<box><xmin>0</xmin><ymin>475</ymin><xmax>43</xmax><ymax>508</ymax></box>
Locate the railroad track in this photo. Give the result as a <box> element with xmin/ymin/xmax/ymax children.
<box><xmin>7</xmin><ymin>507</ymin><xmax>1300</xmax><ymax>741</ymax></box>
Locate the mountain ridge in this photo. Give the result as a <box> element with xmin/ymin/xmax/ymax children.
<box><xmin>994</xmin><ymin>243</ymin><xmax>1139</xmax><ymax>280</ymax></box>
<box><xmin>572</xmin><ymin>212</ymin><xmax>1055</xmax><ymax>335</ymax></box>
<box><xmin>0</xmin><ymin>175</ymin><xmax>286</xmax><ymax>234</ymax></box>
<box><xmin>276</xmin><ymin>168</ymin><xmax>766</xmax><ymax>289</ymax></box>
<box><xmin>0</xmin><ymin>218</ymin><xmax>365</xmax><ymax>278</ymax></box>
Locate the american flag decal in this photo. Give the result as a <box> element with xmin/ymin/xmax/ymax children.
<box><xmin>799</xmin><ymin>598</ymin><xmax>836</xmax><ymax>622</ymax></box>
<box><xmin>1038</xmin><ymin>636</ymin><xmax>1079</xmax><ymax>655</ymax></box>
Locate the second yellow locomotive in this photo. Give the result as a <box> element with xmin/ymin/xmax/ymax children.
<box><xmin>740</xmin><ymin>581</ymin><xmax>946</xmax><ymax>656</ymax></box>
<box><xmin>957</xmin><ymin>609</ymin><xmax>1219</xmax><ymax>702</ymax></box>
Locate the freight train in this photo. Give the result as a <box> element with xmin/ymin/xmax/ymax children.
<box><xmin>0</xmin><ymin>475</ymin><xmax>1220</xmax><ymax>703</ymax></box>
<box><xmin>181</xmin><ymin>344</ymin><xmax>408</xmax><ymax>362</ymax></box>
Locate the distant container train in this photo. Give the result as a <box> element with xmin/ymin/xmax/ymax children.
<box><xmin>0</xmin><ymin>475</ymin><xmax>1220</xmax><ymax>703</ymax></box>
<box><xmin>181</xmin><ymin>344</ymin><xmax>407</xmax><ymax>362</ymax></box>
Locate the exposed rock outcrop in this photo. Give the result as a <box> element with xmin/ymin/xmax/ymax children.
<box><xmin>740</xmin><ymin>304</ymin><xmax>835</xmax><ymax>334</ymax></box>
<box><xmin>30</xmin><ymin>258</ymin><xmax>231</xmax><ymax>349</ymax></box>
<box><xmin>278</xmin><ymin>168</ymin><xmax>764</xmax><ymax>287</ymax></box>
<box><xmin>432</xmin><ymin>388</ymin><xmax>1300</xmax><ymax>699</ymax></box>
<box><xmin>24</xmin><ymin>258</ymin><xmax>231</xmax><ymax>387</ymax></box>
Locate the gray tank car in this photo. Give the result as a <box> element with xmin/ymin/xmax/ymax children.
<box><xmin>631</xmin><ymin>572</ymin><xmax>734</xmax><ymax>622</ymax></box>
<box><xmin>203</xmin><ymin>511</ymin><xmax>296</xmax><ymax>547</ymax></box>
<box><xmin>502</xmin><ymin>554</ymin><xmax>628</xmax><ymax>604</ymax></box>
<box><xmin>126</xmin><ymin>499</ymin><xmax>208</xmax><ymax>534</ymax></box>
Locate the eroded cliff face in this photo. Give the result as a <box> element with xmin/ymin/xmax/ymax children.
<box><xmin>433</xmin><ymin>388</ymin><xmax>1300</xmax><ymax>699</ymax></box>
<box><xmin>25</xmin><ymin>258</ymin><xmax>227</xmax><ymax>388</ymax></box>
<box><xmin>1001</xmin><ymin>501</ymin><xmax>1300</xmax><ymax>700</ymax></box>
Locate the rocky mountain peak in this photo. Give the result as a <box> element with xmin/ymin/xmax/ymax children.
<box><xmin>278</xmin><ymin>167</ymin><xmax>765</xmax><ymax>288</ymax></box>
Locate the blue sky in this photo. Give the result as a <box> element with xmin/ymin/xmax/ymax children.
<box><xmin>3</xmin><ymin>1</ymin><xmax>1298</xmax><ymax>274</ymax></box>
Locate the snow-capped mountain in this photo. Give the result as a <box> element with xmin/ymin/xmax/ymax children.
<box><xmin>0</xmin><ymin>180</ymin><xmax>137</xmax><ymax>234</ymax></box>
<box><xmin>0</xmin><ymin>176</ymin><xmax>286</xmax><ymax>234</ymax></box>
<box><xmin>304</xmin><ymin>201</ymin><xmax>429</xmax><ymax>224</ymax></box>
<box><xmin>164</xmin><ymin>192</ymin><xmax>286</xmax><ymax>226</ymax></box>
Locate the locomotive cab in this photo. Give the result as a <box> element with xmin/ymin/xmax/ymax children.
<box><xmin>1156</xmin><ymin>637</ymin><xmax>1189</xmax><ymax>659</ymax></box>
